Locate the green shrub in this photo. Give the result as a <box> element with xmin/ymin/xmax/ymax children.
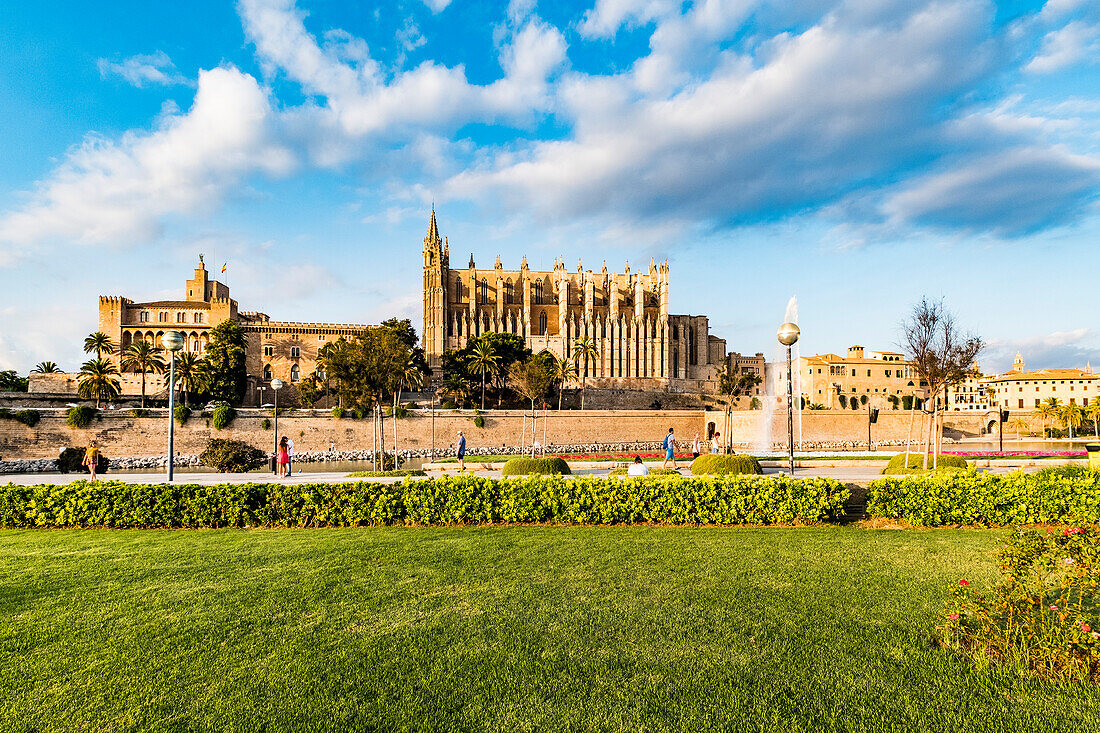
<box><xmin>199</xmin><ymin>438</ymin><xmax>266</xmax><ymax>473</ymax></box>
<box><xmin>352</xmin><ymin>407</ymin><xmax>369</xmax><ymax>420</ymax></box>
<box><xmin>502</xmin><ymin>456</ymin><xmax>572</xmax><ymax>476</ymax></box>
<box><xmin>473</xmin><ymin>409</ymin><xmax>485</xmax><ymax>429</ymax></box>
<box><xmin>0</xmin><ymin>408</ymin><xmax>41</xmax><ymax>427</ymax></box>
<box><xmin>56</xmin><ymin>447</ymin><xmax>108</xmax><ymax>475</ymax></box>
<box><xmin>690</xmin><ymin>454</ymin><xmax>763</xmax><ymax>476</ymax></box>
<box><xmin>883</xmin><ymin>453</ymin><xmax>968</xmax><ymax>474</ymax></box>
<box><xmin>331</xmin><ymin>407</ymin><xmax>346</xmax><ymax>419</ymax></box>
<box><xmin>345</xmin><ymin>469</ymin><xmax>427</xmax><ymax>478</ymax></box>
<box><xmin>128</xmin><ymin>408</ymin><xmax>148</xmax><ymax>418</ymax></box>
<box><xmin>211</xmin><ymin>405</ymin><xmax>237</xmax><ymax>430</ymax></box>
<box><xmin>261</xmin><ymin>418</ymin><xmax>272</xmax><ymax>430</ymax></box>
<box><xmin>941</xmin><ymin>526</ymin><xmax>1100</xmax><ymax>683</ymax></box>
<box><xmin>66</xmin><ymin>405</ymin><xmax>97</xmax><ymax>428</ymax></box>
<box><xmin>442</xmin><ymin>400</ymin><xmax>457</xmax><ymax>409</ymax></box>
<box><xmin>174</xmin><ymin>405</ymin><xmax>191</xmax><ymax>425</ymax></box>
<box><xmin>0</xmin><ymin>474</ymin><xmax>849</xmax><ymax>528</ymax></box>
<box><xmin>868</xmin><ymin>470</ymin><xmax>1100</xmax><ymax>526</ymax></box>
<box><xmin>386</xmin><ymin>404</ymin><xmax>409</xmax><ymax>419</ymax></box>
<box><xmin>608</xmin><ymin>467</ymin><xmax>679</xmax><ymax>476</ymax></box>
<box><xmin>901</xmin><ymin>395</ymin><xmax>914</xmax><ymax>410</ymax></box>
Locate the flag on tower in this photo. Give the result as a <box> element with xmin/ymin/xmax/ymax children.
<box><xmin>221</xmin><ymin>262</ymin><xmax>227</xmax><ymax>273</ymax></box>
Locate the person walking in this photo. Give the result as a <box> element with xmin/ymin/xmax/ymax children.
<box><xmin>711</xmin><ymin>432</ymin><xmax>722</xmax><ymax>455</ymax></box>
<box><xmin>692</xmin><ymin>433</ymin><xmax>700</xmax><ymax>459</ymax></box>
<box><xmin>457</xmin><ymin>430</ymin><xmax>466</xmax><ymax>472</ymax></box>
<box><xmin>277</xmin><ymin>436</ymin><xmax>290</xmax><ymax>478</ymax></box>
<box><xmin>82</xmin><ymin>440</ymin><xmax>100</xmax><ymax>481</ymax></box>
<box><xmin>285</xmin><ymin>436</ymin><xmax>295</xmax><ymax>476</ymax></box>
<box><xmin>661</xmin><ymin>427</ymin><xmax>676</xmax><ymax>469</ymax></box>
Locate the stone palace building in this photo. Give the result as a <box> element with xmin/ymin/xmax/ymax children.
<box><xmin>421</xmin><ymin>210</ymin><xmax>728</xmax><ymax>392</ymax></box>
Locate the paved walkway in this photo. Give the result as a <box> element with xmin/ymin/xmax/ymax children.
<box><xmin>1</xmin><ymin>462</ymin><xmax>1044</xmax><ymax>486</ymax></box>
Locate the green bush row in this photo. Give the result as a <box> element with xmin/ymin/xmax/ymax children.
<box><xmin>66</xmin><ymin>405</ymin><xmax>96</xmax><ymax>428</ymax></box>
<box><xmin>867</xmin><ymin>467</ymin><xmax>1100</xmax><ymax>526</ymax></box>
<box><xmin>883</xmin><ymin>453</ymin><xmax>968</xmax><ymax>474</ymax></box>
<box><xmin>0</xmin><ymin>408</ymin><xmax>40</xmax><ymax>427</ymax></box>
<box><xmin>501</xmin><ymin>457</ymin><xmax>572</xmax><ymax>476</ymax></box>
<box><xmin>0</xmin><ymin>475</ymin><xmax>850</xmax><ymax>528</ymax></box>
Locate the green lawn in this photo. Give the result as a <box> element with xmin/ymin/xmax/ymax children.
<box><xmin>2</xmin><ymin>528</ymin><xmax>1098</xmax><ymax>732</ymax></box>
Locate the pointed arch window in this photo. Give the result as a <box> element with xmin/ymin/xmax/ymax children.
<box><xmin>455</xmin><ymin>279</ymin><xmax>463</xmax><ymax>304</ymax></box>
<box><xmin>538</xmin><ymin>311</ymin><xmax>547</xmax><ymax>336</ymax></box>
<box><xmin>534</xmin><ymin>280</ymin><xmax>544</xmax><ymax>305</ymax></box>
<box><xmin>263</xmin><ymin>365</ymin><xmax>272</xmax><ymax>380</ymax></box>
<box><xmin>483</xmin><ymin>313</ymin><xmax>490</xmax><ymax>333</ymax></box>
<box><xmin>505</xmin><ymin>279</ymin><xmax>514</xmax><ymax>305</ymax></box>
<box><xmin>479</xmin><ymin>278</ymin><xmax>488</xmax><ymax>304</ymax></box>
<box><xmin>290</xmin><ymin>365</ymin><xmax>300</xmax><ymax>382</ymax></box>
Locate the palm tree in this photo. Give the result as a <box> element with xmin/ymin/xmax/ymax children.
<box><xmin>120</xmin><ymin>340</ymin><xmax>166</xmax><ymax>409</ymax></box>
<box><xmin>83</xmin><ymin>332</ymin><xmax>115</xmax><ymax>360</ymax></box>
<box><xmin>439</xmin><ymin>372</ymin><xmax>471</xmax><ymax>408</ymax></box>
<box><xmin>551</xmin><ymin>358</ymin><xmax>577</xmax><ymax>410</ymax></box>
<box><xmin>1087</xmin><ymin>400</ymin><xmax>1100</xmax><ymax>440</ymax></box>
<box><xmin>469</xmin><ymin>340</ymin><xmax>499</xmax><ymax>411</ymax></box>
<box><xmin>1059</xmin><ymin>403</ymin><xmax>1084</xmax><ymax>439</ymax></box>
<box><xmin>571</xmin><ymin>336</ymin><xmax>599</xmax><ymax>410</ymax></box>
<box><xmin>31</xmin><ymin>361</ymin><xmax>61</xmax><ymax>373</ymax></box>
<box><xmin>173</xmin><ymin>352</ymin><xmax>207</xmax><ymax>407</ymax></box>
<box><xmin>77</xmin><ymin>358</ymin><xmax>120</xmax><ymax>408</ymax></box>
<box><xmin>1037</xmin><ymin>397</ymin><xmax>1061</xmax><ymax>438</ymax></box>
<box><xmin>1007</xmin><ymin>418</ymin><xmax>1030</xmax><ymax>440</ymax></box>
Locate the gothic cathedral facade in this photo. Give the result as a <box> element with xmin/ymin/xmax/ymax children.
<box><xmin>422</xmin><ymin>210</ymin><xmax>727</xmax><ymax>391</ymax></box>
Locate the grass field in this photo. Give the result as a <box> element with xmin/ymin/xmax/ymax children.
<box><xmin>2</xmin><ymin>527</ymin><xmax>1098</xmax><ymax>732</ymax></box>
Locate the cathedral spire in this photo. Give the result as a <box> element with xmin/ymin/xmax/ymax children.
<box><xmin>424</xmin><ymin>207</ymin><xmax>441</xmax><ymax>248</ymax></box>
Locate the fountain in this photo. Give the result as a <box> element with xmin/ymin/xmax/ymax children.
<box><xmin>754</xmin><ymin>296</ymin><xmax>801</xmax><ymax>455</ymax></box>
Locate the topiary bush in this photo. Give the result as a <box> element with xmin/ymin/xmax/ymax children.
<box><xmin>352</xmin><ymin>407</ymin><xmax>369</xmax><ymax>420</ymax></box>
<box><xmin>174</xmin><ymin>405</ymin><xmax>191</xmax><ymax>425</ymax></box>
<box><xmin>690</xmin><ymin>454</ymin><xmax>763</xmax><ymax>475</ymax></box>
<box><xmin>502</xmin><ymin>456</ymin><xmax>572</xmax><ymax>476</ymax></box>
<box><xmin>331</xmin><ymin>407</ymin><xmax>346</xmax><ymax>419</ymax></box>
<box><xmin>200</xmin><ymin>438</ymin><xmax>266</xmax><ymax>473</ymax></box>
<box><xmin>211</xmin><ymin>405</ymin><xmax>237</xmax><ymax>430</ymax></box>
<box><xmin>883</xmin><ymin>453</ymin><xmax>968</xmax><ymax>474</ymax></box>
<box><xmin>128</xmin><ymin>408</ymin><xmax>149</xmax><ymax>418</ymax></box>
<box><xmin>56</xmin><ymin>447</ymin><xmax>108</xmax><ymax>475</ymax></box>
<box><xmin>66</xmin><ymin>405</ymin><xmax>97</xmax><ymax>428</ymax></box>
<box><xmin>941</xmin><ymin>527</ymin><xmax>1100</xmax><ymax>683</ymax></box>
<box><xmin>473</xmin><ymin>409</ymin><xmax>485</xmax><ymax>429</ymax></box>
<box><xmin>261</xmin><ymin>418</ymin><xmax>272</xmax><ymax>430</ymax></box>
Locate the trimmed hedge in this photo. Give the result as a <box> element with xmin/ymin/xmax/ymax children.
<box><xmin>502</xmin><ymin>457</ymin><xmax>572</xmax><ymax>476</ymax></box>
<box><xmin>690</xmin><ymin>454</ymin><xmax>763</xmax><ymax>476</ymax></box>
<box><xmin>868</xmin><ymin>469</ymin><xmax>1100</xmax><ymax>526</ymax></box>
<box><xmin>174</xmin><ymin>405</ymin><xmax>191</xmax><ymax>425</ymax></box>
<box><xmin>0</xmin><ymin>474</ymin><xmax>849</xmax><ymax>528</ymax></box>
<box><xmin>0</xmin><ymin>408</ymin><xmax>40</xmax><ymax>427</ymax></box>
<box><xmin>883</xmin><ymin>453</ymin><xmax>968</xmax><ymax>474</ymax></box>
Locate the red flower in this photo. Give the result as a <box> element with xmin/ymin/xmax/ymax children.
<box><xmin>1082</xmin><ymin>624</ymin><xmax>1092</xmax><ymax>633</ymax></box>
<box><xmin>948</xmin><ymin>613</ymin><xmax>959</xmax><ymax>620</ymax></box>
<box><xmin>959</xmin><ymin>580</ymin><xmax>970</xmax><ymax>587</ymax></box>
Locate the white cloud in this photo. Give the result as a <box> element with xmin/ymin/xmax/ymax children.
<box><xmin>881</xmin><ymin>147</ymin><xmax>1100</xmax><ymax>236</ymax></box>
<box><xmin>420</xmin><ymin>0</ymin><xmax>452</xmax><ymax>13</ymax></box>
<box><xmin>1027</xmin><ymin>20</ymin><xmax>1100</xmax><ymax>73</ymax></box>
<box><xmin>0</xmin><ymin>67</ymin><xmax>293</xmax><ymax>254</ymax></box>
<box><xmin>96</xmin><ymin>51</ymin><xmax>189</xmax><ymax>87</ymax></box>
<box><xmin>985</xmin><ymin>328</ymin><xmax>1100</xmax><ymax>373</ymax></box>
<box><xmin>578</xmin><ymin>0</ymin><xmax>680</xmax><ymax>39</ymax></box>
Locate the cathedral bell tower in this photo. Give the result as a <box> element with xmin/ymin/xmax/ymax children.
<box><xmin>423</xmin><ymin>208</ymin><xmax>447</xmax><ymax>375</ymax></box>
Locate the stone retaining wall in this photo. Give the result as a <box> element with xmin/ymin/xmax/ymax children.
<box><xmin>0</xmin><ymin>408</ymin><xmax>991</xmax><ymax>460</ymax></box>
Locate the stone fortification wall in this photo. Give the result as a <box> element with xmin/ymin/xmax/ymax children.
<box><xmin>0</xmin><ymin>408</ymin><xmax>991</xmax><ymax>460</ymax></box>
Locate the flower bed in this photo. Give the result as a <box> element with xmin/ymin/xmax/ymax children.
<box><xmin>943</xmin><ymin>450</ymin><xmax>1086</xmax><ymax>458</ymax></box>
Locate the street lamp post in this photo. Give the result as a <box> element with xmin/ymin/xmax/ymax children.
<box><xmin>162</xmin><ymin>331</ymin><xmax>185</xmax><ymax>481</ymax></box>
<box><xmin>427</xmin><ymin>386</ymin><xmax>436</xmax><ymax>460</ymax></box>
<box><xmin>271</xmin><ymin>379</ymin><xmax>284</xmax><ymax>474</ymax></box>
<box><xmin>777</xmin><ymin>322</ymin><xmax>800</xmax><ymax>476</ymax></box>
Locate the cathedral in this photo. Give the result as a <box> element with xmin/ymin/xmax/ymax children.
<box><xmin>422</xmin><ymin>210</ymin><xmax>728</xmax><ymax>391</ymax></box>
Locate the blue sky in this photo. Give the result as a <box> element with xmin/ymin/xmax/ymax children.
<box><xmin>1</xmin><ymin>0</ymin><xmax>1098</xmax><ymax>375</ymax></box>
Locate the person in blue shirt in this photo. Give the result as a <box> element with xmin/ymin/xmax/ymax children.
<box><xmin>457</xmin><ymin>430</ymin><xmax>466</xmax><ymax>472</ymax></box>
<box><xmin>661</xmin><ymin>427</ymin><xmax>677</xmax><ymax>469</ymax></box>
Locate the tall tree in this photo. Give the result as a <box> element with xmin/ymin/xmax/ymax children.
<box><xmin>469</xmin><ymin>339</ymin><xmax>499</xmax><ymax>411</ymax></box>
<box><xmin>173</xmin><ymin>352</ymin><xmax>208</xmax><ymax>407</ymax></box>
<box><xmin>571</xmin><ymin>336</ymin><xmax>599</xmax><ymax>410</ymax></box>
<box><xmin>0</xmin><ymin>371</ymin><xmax>28</xmax><ymax>392</ymax></box>
<box><xmin>1059</xmin><ymin>403</ymin><xmax>1084</xmax><ymax>439</ymax></box>
<box><xmin>83</xmin><ymin>332</ymin><xmax>115</xmax><ymax>360</ymax></box>
<box><xmin>120</xmin><ymin>340</ymin><xmax>166</xmax><ymax>409</ymax></box>
<box><xmin>204</xmin><ymin>320</ymin><xmax>248</xmax><ymax>405</ymax></box>
<box><xmin>297</xmin><ymin>371</ymin><xmax>327</xmax><ymax>408</ymax></box>
<box><xmin>900</xmin><ymin>298</ymin><xmax>983</xmax><ymax>469</ymax></box>
<box><xmin>1037</xmin><ymin>397</ymin><xmax>1061</xmax><ymax>438</ymax></box>
<box><xmin>716</xmin><ymin>371</ymin><xmax>762</xmax><ymax>451</ymax></box>
<box><xmin>32</xmin><ymin>361</ymin><xmax>62</xmax><ymax>373</ymax></box>
<box><xmin>509</xmin><ymin>354</ymin><xmax>555</xmax><ymax>454</ymax></box>
<box><xmin>1087</xmin><ymin>400</ymin><xmax>1100</xmax><ymax>440</ymax></box>
<box><xmin>77</xmin><ymin>358</ymin><xmax>120</xmax><ymax>408</ymax></box>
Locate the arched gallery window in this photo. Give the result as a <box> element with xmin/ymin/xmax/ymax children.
<box><xmin>505</xmin><ymin>279</ymin><xmax>513</xmax><ymax>304</ymax></box>
<box><xmin>263</xmin><ymin>364</ymin><xmax>272</xmax><ymax>380</ymax></box>
<box><xmin>538</xmin><ymin>311</ymin><xmax>547</xmax><ymax>336</ymax></box>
